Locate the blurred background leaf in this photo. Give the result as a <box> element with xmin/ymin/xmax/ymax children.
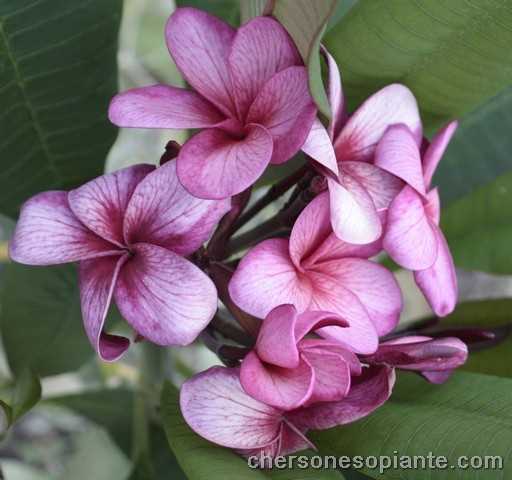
<box><xmin>176</xmin><ymin>0</ymin><xmax>239</xmax><ymax>25</ymax></box>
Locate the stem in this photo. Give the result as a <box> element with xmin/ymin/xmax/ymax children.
<box><xmin>211</xmin><ymin>313</ymin><xmax>254</xmax><ymax>347</ymax></box>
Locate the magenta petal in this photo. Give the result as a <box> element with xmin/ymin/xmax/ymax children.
<box><xmin>247</xmin><ymin>66</ymin><xmax>316</xmax><ymax>165</ymax></box>
<box><xmin>374</xmin><ymin>124</ymin><xmax>426</xmax><ymax>195</ymax></box>
<box><xmin>229</xmin><ymin>239</ymin><xmax>312</xmax><ymax>319</ymax></box>
<box><xmin>114</xmin><ymin>243</ymin><xmax>217</xmax><ymax>346</ymax></box>
<box><xmin>108</xmin><ymin>85</ymin><xmax>225</xmax><ymax>129</ymax></box>
<box><xmin>289</xmin><ymin>365</ymin><xmax>395</xmax><ymax>431</ymax></box>
<box><xmin>293</xmin><ymin>310</ymin><xmax>348</xmax><ymax>342</ymax></box>
<box><xmin>421</xmin><ymin>370</ymin><xmax>454</xmax><ymax>384</ymax></box>
<box><xmin>79</xmin><ymin>254</ymin><xmax>130</xmax><ymax>361</ymax></box>
<box><xmin>383</xmin><ymin>186</ymin><xmax>438</xmax><ymax>270</ymax></box>
<box><xmin>300</xmin><ymin>339</ymin><xmax>362</xmax><ymax>376</ymax></box>
<box><xmin>10</xmin><ymin>191</ymin><xmax>119</xmax><ymax>266</ymax></box>
<box><xmin>180</xmin><ymin>367</ymin><xmax>282</xmax><ymax>449</ymax></box>
<box><xmin>229</xmin><ymin>16</ymin><xmax>300</xmax><ymax>119</ymax></box>
<box><xmin>334</xmin><ymin>84</ymin><xmax>422</xmax><ymax>162</ymax></box>
<box><xmin>302</xmin><ymin>119</ymin><xmax>339</xmax><ymax>176</ymax></box>
<box><xmin>414</xmin><ymin>226</ymin><xmax>458</xmax><ymax>317</ymax></box>
<box><xmin>240</xmin><ymin>351</ymin><xmax>314</xmax><ymax>410</ymax></box>
<box><xmin>123</xmin><ymin>160</ymin><xmax>230</xmax><ymax>256</ymax></box>
<box><xmin>423</xmin><ymin>121</ymin><xmax>458</xmax><ymax>188</ymax></box>
<box><xmin>424</xmin><ymin>188</ymin><xmax>441</xmax><ymax>225</ymax></box>
<box><xmin>166</xmin><ymin>8</ymin><xmax>236</xmax><ymax>116</ymax></box>
<box><xmin>177</xmin><ymin>124</ymin><xmax>273</xmax><ymax>199</ymax></box>
<box><xmin>69</xmin><ymin>164</ymin><xmax>153</xmax><ymax>247</ymax></box>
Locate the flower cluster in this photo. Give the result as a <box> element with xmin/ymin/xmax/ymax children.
<box><xmin>9</xmin><ymin>7</ymin><xmax>468</xmax><ymax>460</ymax></box>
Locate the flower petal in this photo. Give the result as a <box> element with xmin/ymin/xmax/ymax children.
<box><xmin>293</xmin><ymin>310</ymin><xmax>348</xmax><ymax>342</ymax></box>
<box><xmin>123</xmin><ymin>160</ymin><xmax>230</xmax><ymax>256</ymax></box>
<box><xmin>114</xmin><ymin>243</ymin><xmax>217</xmax><ymax>346</ymax></box>
<box><xmin>414</xmin><ymin>226</ymin><xmax>458</xmax><ymax>317</ymax></box>
<box><xmin>177</xmin><ymin>124</ymin><xmax>273</xmax><ymax>199</ymax></box>
<box><xmin>9</xmin><ymin>191</ymin><xmax>118</xmax><ymax>265</ymax></box>
<box><xmin>424</xmin><ymin>188</ymin><xmax>441</xmax><ymax>225</ymax></box>
<box><xmin>229</xmin><ymin>16</ymin><xmax>300</xmax><ymax>119</ymax></box>
<box><xmin>229</xmin><ymin>239</ymin><xmax>312</xmax><ymax>319</ymax></box>
<box><xmin>423</xmin><ymin>121</ymin><xmax>458</xmax><ymax>188</ymax></box>
<box><xmin>180</xmin><ymin>366</ymin><xmax>282</xmax><ymax>449</ymax></box>
<box><xmin>247</xmin><ymin>66</ymin><xmax>316</xmax><ymax>165</ymax></box>
<box><xmin>302</xmin><ymin>119</ymin><xmax>339</xmax><ymax>176</ymax></box>
<box><xmin>166</xmin><ymin>8</ymin><xmax>236</xmax><ymax>116</ymax></box>
<box><xmin>300</xmin><ymin>339</ymin><xmax>362</xmax><ymax>376</ymax></box>
<box><xmin>69</xmin><ymin>164</ymin><xmax>154</xmax><ymax>247</ymax></box>
<box><xmin>240</xmin><ymin>351</ymin><xmax>314</xmax><ymax>410</ymax></box>
<box><xmin>334</xmin><ymin>84</ymin><xmax>421</xmax><ymax>162</ymax></box>
<box><xmin>79</xmin><ymin>255</ymin><xmax>130</xmax><ymax>361</ymax></box>
<box><xmin>322</xmin><ymin>46</ymin><xmax>345</xmax><ymax>139</ymax></box>
<box><xmin>383</xmin><ymin>186</ymin><xmax>438</xmax><ymax>270</ymax></box>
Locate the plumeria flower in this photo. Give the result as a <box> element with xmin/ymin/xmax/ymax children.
<box><xmin>180</xmin><ymin>364</ymin><xmax>394</xmax><ymax>459</ymax></box>
<box><xmin>240</xmin><ymin>304</ymin><xmax>362</xmax><ymax>410</ymax></box>
<box><xmin>229</xmin><ymin>192</ymin><xmax>402</xmax><ymax>355</ymax></box>
<box><xmin>9</xmin><ymin>161</ymin><xmax>229</xmax><ymax>361</ymax></box>
<box><xmin>109</xmin><ymin>8</ymin><xmax>335</xmax><ymax>199</ymax></box>
<box><xmin>377</xmin><ymin>121</ymin><xmax>459</xmax><ymax>316</ymax></box>
<box><xmin>363</xmin><ymin>335</ymin><xmax>468</xmax><ymax>384</ymax></box>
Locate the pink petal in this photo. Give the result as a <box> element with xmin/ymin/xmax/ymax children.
<box><xmin>302</xmin><ymin>119</ymin><xmax>339</xmax><ymax>176</ymax></box>
<box><xmin>322</xmin><ymin>46</ymin><xmax>345</xmax><ymax>139</ymax></box>
<box><xmin>69</xmin><ymin>165</ymin><xmax>153</xmax><ymax>247</ymax></box>
<box><xmin>123</xmin><ymin>160</ymin><xmax>230</xmax><ymax>256</ymax></box>
<box><xmin>229</xmin><ymin>16</ymin><xmax>300</xmax><ymax>119</ymax></box>
<box><xmin>374</xmin><ymin>124</ymin><xmax>426</xmax><ymax>195</ymax></box>
<box><xmin>229</xmin><ymin>239</ymin><xmax>312</xmax><ymax>319</ymax></box>
<box><xmin>166</xmin><ymin>8</ymin><xmax>236</xmax><ymax>116</ymax></box>
<box><xmin>289</xmin><ymin>365</ymin><xmax>395</xmax><ymax>431</ymax></box>
<box><xmin>421</xmin><ymin>370</ymin><xmax>454</xmax><ymax>384</ymax></box>
<box><xmin>424</xmin><ymin>188</ymin><xmax>441</xmax><ymax>225</ymax></box>
<box><xmin>293</xmin><ymin>310</ymin><xmax>348</xmax><ymax>342</ymax></box>
<box><xmin>318</xmin><ymin>258</ymin><xmax>402</xmax><ymax>337</ymax></box>
<box><xmin>79</xmin><ymin>255</ymin><xmax>130</xmax><ymax>361</ymax></box>
<box><xmin>247</xmin><ymin>66</ymin><xmax>316</xmax><ymax>165</ymax></box>
<box><xmin>240</xmin><ymin>351</ymin><xmax>314</xmax><ymax>410</ymax></box>
<box><xmin>383</xmin><ymin>186</ymin><xmax>438</xmax><ymax>270</ymax></box>
<box><xmin>108</xmin><ymin>85</ymin><xmax>225</xmax><ymax>129</ymax></box>
<box><xmin>176</xmin><ymin>124</ymin><xmax>273</xmax><ymax>199</ymax></box>
<box><xmin>423</xmin><ymin>121</ymin><xmax>458</xmax><ymax>188</ymax></box>
<box><xmin>300</xmin><ymin>339</ymin><xmax>362</xmax><ymax>376</ymax></box>
<box><xmin>414</xmin><ymin>226</ymin><xmax>458</xmax><ymax>317</ymax></box>
<box><xmin>9</xmin><ymin>191</ymin><xmax>119</xmax><ymax>266</ymax></box>
<box><xmin>114</xmin><ymin>243</ymin><xmax>217</xmax><ymax>346</ymax></box>
<box><xmin>334</xmin><ymin>84</ymin><xmax>422</xmax><ymax>162</ymax></box>
<box><xmin>180</xmin><ymin>367</ymin><xmax>282</xmax><ymax>449</ymax></box>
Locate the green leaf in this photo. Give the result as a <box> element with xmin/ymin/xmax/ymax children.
<box><xmin>441</xmin><ymin>171</ymin><xmax>512</xmax><ymax>274</ymax></box>
<box><xmin>312</xmin><ymin>371</ymin><xmax>512</xmax><ymax>479</ymax></box>
<box><xmin>0</xmin><ymin>0</ymin><xmax>123</xmax><ymax>218</ymax></box>
<box><xmin>325</xmin><ymin>0</ymin><xmax>512</xmax><ymax>129</ymax></box>
<box><xmin>435</xmin><ymin>86</ymin><xmax>512</xmax><ymax>206</ymax></box>
<box><xmin>273</xmin><ymin>0</ymin><xmax>337</xmax><ymax>118</ymax></box>
<box><xmin>10</xmin><ymin>369</ymin><xmax>41</xmax><ymax>423</ymax></box>
<box><xmin>240</xmin><ymin>0</ymin><xmax>270</xmax><ymax>23</ymax></box>
<box><xmin>176</xmin><ymin>0</ymin><xmax>240</xmax><ymax>26</ymax></box>
<box><xmin>0</xmin><ymin>263</ymin><xmax>95</xmax><ymax>377</ymax></box>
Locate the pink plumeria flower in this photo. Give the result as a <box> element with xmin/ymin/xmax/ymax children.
<box><xmin>229</xmin><ymin>192</ymin><xmax>403</xmax><ymax>355</ymax></box>
<box><xmin>109</xmin><ymin>8</ymin><xmax>330</xmax><ymax>200</ymax></box>
<box><xmin>180</xmin><ymin>364</ymin><xmax>394</xmax><ymax>459</ymax></box>
<box><xmin>363</xmin><ymin>335</ymin><xmax>468</xmax><ymax>384</ymax></box>
<box><xmin>303</xmin><ymin>50</ymin><xmax>422</xmax><ymax>244</ymax></box>
<box><xmin>9</xmin><ymin>161</ymin><xmax>229</xmax><ymax>361</ymax></box>
<box><xmin>240</xmin><ymin>304</ymin><xmax>362</xmax><ymax>410</ymax></box>
<box><xmin>377</xmin><ymin>121</ymin><xmax>459</xmax><ymax>316</ymax></box>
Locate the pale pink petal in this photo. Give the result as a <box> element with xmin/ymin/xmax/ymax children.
<box><xmin>108</xmin><ymin>85</ymin><xmax>225</xmax><ymax>129</ymax></box>
<box><xmin>293</xmin><ymin>310</ymin><xmax>348</xmax><ymax>342</ymax></box>
<box><xmin>229</xmin><ymin>16</ymin><xmax>300</xmax><ymax>119</ymax></box>
<box><xmin>334</xmin><ymin>84</ymin><xmax>422</xmax><ymax>162</ymax></box>
<box><xmin>240</xmin><ymin>351</ymin><xmax>314</xmax><ymax>410</ymax></box>
<box><xmin>247</xmin><ymin>66</ymin><xmax>316</xmax><ymax>165</ymax></box>
<box><xmin>424</xmin><ymin>188</ymin><xmax>441</xmax><ymax>225</ymax></box>
<box><xmin>300</xmin><ymin>339</ymin><xmax>362</xmax><ymax>375</ymax></box>
<box><xmin>114</xmin><ymin>243</ymin><xmax>217</xmax><ymax>346</ymax></box>
<box><xmin>301</xmin><ymin>119</ymin><xmax>339</xmax><ymax>175</ymax></box>
<box><xmin>166</xmin><ymin>8</ymin><xmax>236</xmax><ymax>116</ymax></box>
<box><xmin>69</xmin><ymin>165</ymin><xmax>153</xmax><ymax>247</ymax></box>
<box><xmin>9</xmin><ymin>191</ymin><xmax>119</xmax><ymax>266</ymax></box>
<box><xmin>123</xmin><ymin>161</ymin><xmax>230</xmax><ymax>256</ymax></box>
<box><xmin>79</xmin><ymin>255</ymin><xmax>130</xmax><ymax>361</ymax></box>
<box><xmin>176</xmin><ymin>124</ymin><xmax>273</xmax><ymax>199</ymax></box>
<box><xmin>180</xmin><ymin>367</ymin><xmax>282</xmax><ymax>449</ymax></box>
<box><xmin>423</xmin><ymin>121</ymin><xmax>458</xmax><ymax>188</ymax></box>
<box><xmin>374</xmin><ymin>124</ymin><xmax>426</xmax><ymax>195</ymax></box>
<box><xmin>414</xmin><ymin>226</ymin><xmax>458</xmax><ymax>317</ymax></box>
<box><xmin>289</xmin><ymin>365</ymin><xmax>395</xmax><ymax>430</ymax></box>
<box><xmin>322</xmin><ymin>46</ymin><xmax>345</xmax><ymax>139</ymax></box>
<box><xmin>229</xmin><ymin>239</ymin><xmax>312</xmax><ymax>319</ymax></box>
<box><xmin>383</xmin><ymin>186</ymin><xmax>438</xmax><ymax>270</ymax></box>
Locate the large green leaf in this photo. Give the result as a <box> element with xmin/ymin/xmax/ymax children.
<box><xmin>325</xmin><ymin>0</ymin><xmax>512</xmax><ymax>129</ymax></box>
<box><xmin>176</xmin><ymin>0</ymin><xmax>240</xmax><ymax>25</ymax></box>
<box><xmin>441</xmin><ymin>171</ymin><xmax>512</xmax><ymax>274</ymax></box>
<box><xmin>312</xmin><ymin>371</ymin><xmax>512</xmax><ymax>479</ymax></box>
<box><xmin>0</xmin><ymin>0</ymin><xmax>123</xmax><ymax>218</ymax></box>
